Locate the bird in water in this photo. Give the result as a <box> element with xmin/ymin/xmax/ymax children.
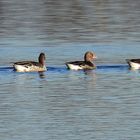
<box><xmin>13</xmin><ymin>53</ymin><xmax>46</xmax><ymax>72</ymax></box>
<box><xmin>65</xmin><ymin>51</ymin><xmax>96</xmax><ymax>70</ymax></box>
<box><xmin>126</xmin><ymin>59</ymin><xmax>140</xmax><ymax>69</ymax></box>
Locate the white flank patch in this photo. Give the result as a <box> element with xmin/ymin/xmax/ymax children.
<box><xmin>14</xmin><ymin>65</ymin><xmax>29</xmax><ymax>72</ymax></box>
<box><xmin>129</xmin><ymin>61</ymin><xmax>140</xmax><ymax>69</ymax></box>
<box><xmin>67</xmin><ymin>64</ymin><xmax>83</xmax><ymax>70</ymax></box>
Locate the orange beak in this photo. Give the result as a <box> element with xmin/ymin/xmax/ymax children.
<box><xmin>93</xmin><ymin>55</ymin><xmax>97</xmax><ymax>59</ymax></box>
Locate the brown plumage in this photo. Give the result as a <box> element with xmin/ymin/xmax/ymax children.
<box><xmin>13</xmin><ymin>53</ymin><xmax>46</xmax><ymax>72</ymax></box>
<box><xmin>66</xmin><ymin>51</ymin><xmax>96</xmax><ymax>70</ymax></box>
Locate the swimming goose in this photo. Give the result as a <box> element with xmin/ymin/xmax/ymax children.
<box><xmin>66</xmin><ymin>51</ymin><xmax>96</xmax><ymax>70</ymax></box>
<box><xmin>13</xmin><ymin>53</ymin><xmax>46</xmax><ymax>72</ymax></box>
<box><xmin>126</xmin><ymin>59</ymin><xmax>140</xmax><ymax>69</ymax></box>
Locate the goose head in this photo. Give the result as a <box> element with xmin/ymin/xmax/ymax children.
<box><xmin>38</xmin><ymin>53</ymin><xmax>46</xmax><ymax>65</ymax></box>
<box><xmin>84</xmin><ymin>51</ymin><xmax>96</xmax><ymax>62</ymax></box>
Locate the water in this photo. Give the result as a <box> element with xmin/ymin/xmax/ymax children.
<box><xmin>0</xmin><ymin>0</ymin><xmax>140</xmax><ymax>140</ymax></box>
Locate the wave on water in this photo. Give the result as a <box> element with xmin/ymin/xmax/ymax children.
<box><xmin>97</xmin><ymin>64</ymin><xmax>129</xmax><ymax>70</ymax></box>
<box><xmin>0</xmin><ymin>64</ymin><xmax>129</xmax><ymax>73</ymax></box>
<box><xmin>0</xmin><ymin>66</ymin><xmax>14</xmax><ymax>72</ymax></box>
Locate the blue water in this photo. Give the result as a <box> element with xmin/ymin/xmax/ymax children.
<box><xmin>0</xmin><ymin>44</ymin><xmax>140</xmax><ymax>140</ymax></box>
<box><xmin>0</xmin><ymin>0</ymin><xmax>140</xmax><ymax>140</ymax></box>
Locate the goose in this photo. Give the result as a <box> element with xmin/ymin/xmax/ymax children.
<box><xmin>13</xmin><ymin>53</ymin><xmax>46</xmax><ymax>72</ymax></box>
<box><xmin>126</xmin><ymin>59</ymin><xmax>140</xmax><ymax>69</ymax></box>
<box><xmin>66</xmin><ymin>51</ymin><xmax>96</xmax><ymax>70</ymax></box>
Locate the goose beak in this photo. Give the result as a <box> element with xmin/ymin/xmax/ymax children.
<box><xmin>93</xmin><ymin>55</ymin><xmax>97</xmax><ymax>59</ymax></box>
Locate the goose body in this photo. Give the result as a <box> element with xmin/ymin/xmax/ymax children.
<box><xmin>13</xmin><ymin>53</ymin><xmax>46</xmax><ymax>72</ymax></box>
<box><xmin>66</xmin><ymin>51</ymin><xmax>96</xmax><ymax>70</ymax></box>
<box><xmin>126</xmin><ymin>59</ymin><xmax>140</xmax><ymax>69</ymax></box>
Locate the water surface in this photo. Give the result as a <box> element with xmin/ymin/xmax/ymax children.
<box><xmin>0</xmin><ymin>0</ymin><xmax>140</xmax><ymax>140</ymax></box>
